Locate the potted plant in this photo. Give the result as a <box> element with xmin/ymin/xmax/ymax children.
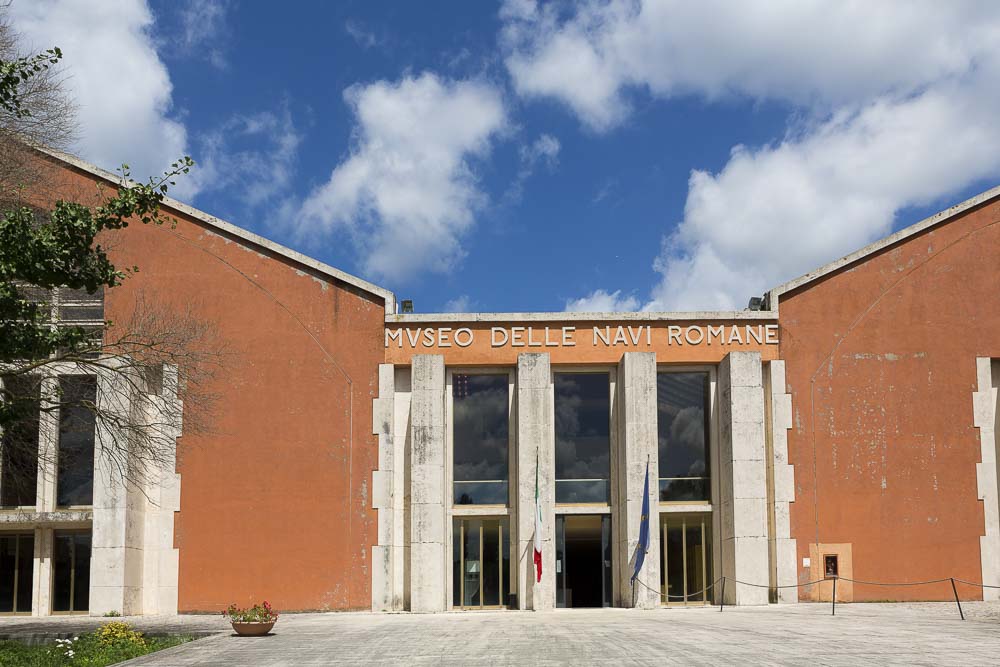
<box><xmin>223</xmin><ymin>600</ymin><xmax>279</xmax><ymax>636</ymax></box>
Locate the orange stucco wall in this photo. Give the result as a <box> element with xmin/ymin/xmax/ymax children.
<box><xmin>779</xmin><ymin>194</ymin><xmax>1000</xmax><ymax>600</ymax></box>
<box><xmin>30</xmin><ymin>154</ymin><xmax>386</xmax><ymax>612</ymax></box>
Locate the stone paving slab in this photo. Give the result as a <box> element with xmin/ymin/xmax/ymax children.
<box><xmin>87</xmin><ymin>602</ymin><xmax>1000</xmax><ymax>666</ymax></box>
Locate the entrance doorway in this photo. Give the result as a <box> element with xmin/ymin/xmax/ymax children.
<box><xmin>660</xmin><ymin>514</ymin><xmax>712</xmax><ymax>605</ymax></box>
<box><xmin>555</xmin><ymin>515</ymin><xmax>611</xmax><ymax>608</ymax></box>
<box><xmin>452</xmin><ymin>518</ymin><xmax>510</xmax><ymax>609</ymax></box>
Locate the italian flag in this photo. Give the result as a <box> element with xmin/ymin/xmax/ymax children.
<box><xmin>533</xmin><ymin>452</ymin><xmax>542</xmax><ymax>583</ymax></box>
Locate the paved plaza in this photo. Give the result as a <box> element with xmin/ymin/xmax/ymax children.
<box><xmin>3</xmin><ymin>602</ymin><xmax>1000</xmax><ymax>665</ymax></box>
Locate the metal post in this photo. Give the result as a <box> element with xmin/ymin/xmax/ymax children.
<box><xmin>719</xmin><ymin>577</ymin><xmax>725</xmax><ymax>612</ymax></box>
<box><xmin>831</xmin><ymin>577</ymin><xmax>837</xmax><ymax>616</ymax></box>
<box><xmin>950</xmin><ymin>578</ymin><xmax>965</xmax><ymax>621</ymax></box>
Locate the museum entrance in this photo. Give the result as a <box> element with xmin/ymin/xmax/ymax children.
<box><xmin>660</xmin><ymin>514</ymin><xmax>712</xmax><ymax>605</ymax></box>
<box><xmin>555</xmin><ymin>515</ymin><xmax>612</xmax><ymax>608</ymax></box>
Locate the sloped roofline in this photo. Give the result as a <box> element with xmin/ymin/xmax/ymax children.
<box><xmin>34</xmin><ymin>146</ymin><xmax>397</xmax><ymax>315</ymax></box>
<box><xmin>766</xmin><ymin>184</ymin><xmax>1000</xmax><ymax>311</ymax></box>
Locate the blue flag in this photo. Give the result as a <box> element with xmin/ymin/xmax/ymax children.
<box><xmin>631</xmin><ymin>459</ymin><xmax>651</xmax><ymax>585</ymax></box>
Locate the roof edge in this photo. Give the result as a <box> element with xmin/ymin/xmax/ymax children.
<box><xmin>34</xmin><ymin>146</ymin><xmax>397</xmax><ymax>315</ymax></box>
<box><xmin>389</xmin><ymin>310</ymin><xmax>776</xmax><ymax>324</ymax></box>
<box><xmin>767</xmin><ymin>184</ymin><xmax>1000</xmax><ymax>310</ymax></box>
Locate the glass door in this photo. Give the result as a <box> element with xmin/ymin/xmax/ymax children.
<box><xmin>453</xmin><ymin>518</ymin><xmax>510</xmax><ymax>609</ymax></box>
<box><xmin>660</xmin><ymin>514</ymin><xmax>711</xmax><ymax>605</ymax></box>
<box><xmin>0</xmin><ymin>533</ymin><xmax>33</xmax><ymax>614</ymax></box>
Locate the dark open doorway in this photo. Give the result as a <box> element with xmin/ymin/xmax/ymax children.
<box><xmin>555</xmin><ymin>515</ymin><xmax>611</xmax><ymax>608</ymax></box>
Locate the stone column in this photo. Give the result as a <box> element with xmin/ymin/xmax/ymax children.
<box><xmin>718</xmin><ymin>352</ymin><xmax>769</xmax><ymax>605</ymax></box>
<box><xmin>765</xmin><ymin>360</ymin><xmax>798</xmax><ymax>603</ymax></box>
<box><xmin>974</xmin><ymin>357</ymin><xmax>1000</xmax><ymax>600</ymax></box>
<box><xmin>615</xmin><ymin>352</ymin><xmax>660</xmax><ymax>608</ymax></box>
<box><xmin>371</xmin><ymin>363</ymin><xmax>397</xmax><ymax>611</ymax></box>
<box><xmin>408</xmin><ymin>355</ymin><xmax>447</xmax><ymax>612</ymax></box>
<box><xmin>516</xmin><ymin>353</ymin><xmax>555</xmax><ymax>610</ymax></box>
<box><xmin>90</xmin><ymin>369</ymin><xmax>144</xmax><ymax>616</ymax></box>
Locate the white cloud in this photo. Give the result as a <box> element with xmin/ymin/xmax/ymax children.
<box><xmin>297</xmin><ymin>73</ymin><xmax>507</xmax><ymax>283</ymax></box>
<box><xmin>502</xmin><ymin>0</ymin><xmax>1000</xmax><ymax>132</ymax></box>
<box><xmin>565</xmin><ymin>289</ymin><xmax>639</xmax><ymax>313</ymax></box>
<box><xmin>10</xmin><ymin>0</ymin><xmax>197</xmax><ymax>198</ymax></box>
<box><xmin>505</xmin><ymin>132</ymin><xmax>560</xmax><ymax>203</ymax></box>
<box><xmin>648</xmin><ymin>78</ymin><xmax>1000</xmax><ymax>310</ymax></box>
<box><xmin>442</xmin><ymin>295</ymin><xmax>475</xmax><ymax>313</ymax></box>
<box><xmin>195</xmin><ymin>104</ymin><xmax>301</xmax><ymax>211</ymax></box>
<box><xmin>344</xmin><ymin>20</ymin><xmax>382</xmax><ymax>51</ymax></box>
<box><xmin>503</xmin><ymin>1</ymin><xmax>1000</xmax><ymax>310</ymax></box>
<box><xmin>178</xmin><ymin>0</ymin><xmax>232</xmax><ymax>70</ymax></box>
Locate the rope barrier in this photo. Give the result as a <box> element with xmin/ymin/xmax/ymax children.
<box><xmin>629</xmin><ymin>570</ymin><xmax>998</xmax><ymax>621</ymax></box>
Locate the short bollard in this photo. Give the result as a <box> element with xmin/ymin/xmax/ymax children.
<box><xmin>830</xmin><ymin>576</ymin><xmax>837</xmax><ymax>616</ymax></box>
<box><xmin>950</xmin><ymin>578</ymin><xmax>965</xmax><ymax>621</ymax></box>
<box><xmin>719</xmin><ymin>577</ymin><xmax>725</xmax><ymax>612</ymax></box>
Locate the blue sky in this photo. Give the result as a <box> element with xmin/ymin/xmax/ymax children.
<box><xmin>9</xmin><ymin>1</ymin><xmax>1000</xmax><ymax>313</ymax></box>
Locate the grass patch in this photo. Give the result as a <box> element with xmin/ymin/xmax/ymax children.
<box><xmin>0</xmin><ymin>622</ymin><xmax>193</xmax><ymax>666</ymax></box>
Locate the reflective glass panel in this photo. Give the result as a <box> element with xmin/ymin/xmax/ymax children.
<box><xmin>452</xmin><ymin>518</ymin><xmax>509</xmax><ymax>609</ymax></box>
<box><xmin>657</xmin><ymin>373</ymin><xmax>710</xmax><ymax>501</ymax></box>
<box><xmin>53</xmin><ymin>531</ymin><xmax>90</xmax><ymax>613</ymax></box>
<box><xmin>554</xmin><ymin>373</ymin><xmax>610</xmax><ymax>503</ymax></box>
<box><xmin>57</xmin><ymin>376</ymin><xmax>96</xmax><ymax>507</ymax></box>
<box><xmin>660</xmin><ymin>515</ymin><xmax>712</xmax><ymax>604</ymax></box>
<box><xmin>1</xmin><ymin>375</ymin><xmax>40</xmax><ymax>507</ymax></box>
<box><xmin>453</xmin><ymin>374</ymin><xmax>509</xmax><ymax>505</ymax></box>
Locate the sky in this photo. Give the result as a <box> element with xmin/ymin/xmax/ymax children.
<box><xmin>7</xmin><ymin>1</ymin><xmax>1000</xmax><ymax>313</ymax></box>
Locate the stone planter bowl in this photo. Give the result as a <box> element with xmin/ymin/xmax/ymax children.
<box><xmin>230</xmin><ymin>621</ymin><xmax>276</xmax><ymax>636</ymax></box>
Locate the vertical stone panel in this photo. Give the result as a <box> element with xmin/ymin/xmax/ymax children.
<box><xmin>615</xmin><ymin>352</ymin><xmax>660</xmax><ymax>608</ymax></box>
<box><xmin>371</xmin><ymin>364</ymin><xmax>397</xmax><ymax>611</ymax></box>
<box><xmin>408</xmin><ymin>355</ymin><xmax>446</xmax><ymax>612</ymax></box>
<box><xmin>974</xmin><ymin>357</ymin><xmax>1000</xmax><ymax>600</ymax></box>
<box><xmin>90</xmin><ymin>369</ymin><xmax>143</xmax><ymax>616</ymax></box>
<box><xmin>765</xmin><ymin>360</ymin><xmax>797</xmax><ymax>603</ymax></box>
<box><xmin>718</xmin><ymin>352</ymin><xmax>769</xmax><ymax>605</ymax></box>
<box><xmin>516</xmin><ymin>353</ymin><xmax>554</xmax><ymax>610</ymax></box>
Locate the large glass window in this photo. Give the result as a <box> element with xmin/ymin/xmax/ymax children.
<box><xmin>452</xmin><ymin>517</ymin><xmax>510</xmax><ymax>609</ymax></box>
<box><xmin>657</xmin><ymin>372</ymin><xmax>710</xmax><ymax>502</ymax></box>
<box><xmin>0</xmin><ymin>533</ymin><xmax>34</xmax><ymax>614</ymax></box>
<box><xmin>453</xmin><ymin>374</ymin><xmax>509</xmax><ymax>505</ymax></box>
<box><xmin>57</xmin><ymin>376</ymin><xmax>96</xmax><ymax>507</ymax></box>
<box><xmin>554</xmin><ymin>372</ymin><xmax>611</xmax><ymax>504</ymax></box>
<box><xmin>660</xmin><ymin>514</ymin><xmax>712</xmax><ymax>605</ymax></box>
<box><xmin>53</xmin><ymin>531</ymin><xmax>90</xmax><ymax>613</ymax></box>
<box><xmin>1</xmin><ymin>375</ymin><xmax>41</xmax><ymax>507</ymax></box>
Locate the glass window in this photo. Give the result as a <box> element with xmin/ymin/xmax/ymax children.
<box><xmin>452</xmin><ymin>518</ymin><xmax>510</xmax><ymax>609</ymax></box>
<box><xmin>53</xmin><ymin>531</ymin><xmax>91</xmax><ymax>613</ymax></box>
<box><xmin>0</xmin><ymin>534</ymin><xmax>34</xmax><ymax>614</ymax></box>
<box><xmin>1</xmin><ymin>375</ymin><xmax>41</xmax><ymax>507</ymax></box>
<box><xmin>554</xmin><ymin>373</ymin><xmax>611</xmax><ymax>504</ymax></box>
<box><xmin>660</xmin><ymin>514</ymin><xmax>712</xmax><ymax>604</ymax></box>
<box><xmin>657</xmin><ymin>372</ymin><xmax>710</xmax><ymax>501</ymax></box>
<box><xmin>57</xmin><ymin>376</ymin><xmax>96</xmax><ymax>507</ymax></box>
<box><xmin>453</xmin><ymin>374</ymin><xmax>509</xmax><ymax>505</ymax></box>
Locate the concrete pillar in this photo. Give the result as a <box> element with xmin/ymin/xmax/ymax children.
<box><xmin>974</xmin><ymin>357</ymin><xmax>1000</xmax><ymax>599</ymax></box>
<box><xmin>615</xmin><ymin>352</ymin><xmax>660</xmax><ymax>608</ymax></box>
<box><xmin>371</xmin><ymin>364</ymin><xmax>396</xmax><ymax>611</ymax></box>
<box><xmin>31</xmin><ymin>528</ymin><xmax>52</xmax><ymax>616</ymax></box>
<box><xmin>718</xmin><ymin>352</ymin><xmax>769</xmax><ymax>605</ymax></box>
<box><xmin>90</xmin><ymin>370</ymin><xmax>143</xmax><ymax>616</ymax></box>
<box><xmin>516</xmin><ymin>353</ymin><xmax>555</xmax><ymax>610</ymax></box>
<box><xmin>408</xmin><ymin>355</ymin><xmax>447</xmax><ymax>612</ymax></box>
<box><xmin>139</xmin><ymin>364</ymin><xmax>182</xmax><ymax>616</ymax></box>
<box><xmin>765</xmin><ymin>360</ymin><xmax>797</xmax><ymax>603</ymax></box>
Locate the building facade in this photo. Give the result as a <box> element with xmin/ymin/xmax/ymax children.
<box><xmin>0</xmin><ymin>148</ymin><xmax>998</xmax><ymax>615</ymax></box>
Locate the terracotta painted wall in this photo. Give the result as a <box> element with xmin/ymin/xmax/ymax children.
<box><xmin>779</xmin><ymin>195</ymin><xmax>1000</xmax><ymax>601</ymax></box>
<box><xmin>30</xmin><ymin>155</ymin><xmax>386</xmax><ymax>612</ymax></box>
